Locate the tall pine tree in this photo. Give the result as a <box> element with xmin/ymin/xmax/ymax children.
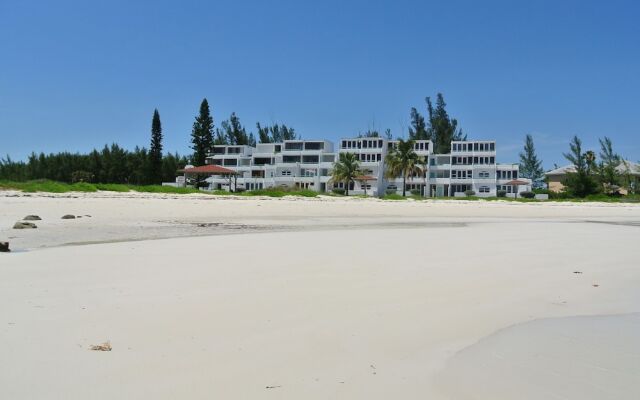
<box><xmin>408</xmin><ymin>107</ymin><xmax>429</xmax><ymax>140</ymax></box>
<box><xmin>425</xmin><ymin>93</ymin><xmax>466</xmax><ymax>154</ymax></box>
<box><xmin>518</xmin><ymin>134</ymin><xmax>543</xmax><ymax>181</ymax></box>
<box><xmin>190</xmin><ymin>99</ymin><xmax>214</xmax><ymax>166</ymax></box>
<box><xmin>148</xmin><ymin>109</ymin><xmax>163</xmax><ymax>184</ymax></box>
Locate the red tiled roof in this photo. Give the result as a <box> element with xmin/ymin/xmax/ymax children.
<box><xmin>179</xmin><ymin>165</ymin><xmax>237</xmax><ymax>175</ymax></box>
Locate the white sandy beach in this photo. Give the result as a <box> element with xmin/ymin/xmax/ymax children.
<box><xmin>1</xmin><ymin>192</ymin><xmax>639</xmax><ymax>399</ymax></box>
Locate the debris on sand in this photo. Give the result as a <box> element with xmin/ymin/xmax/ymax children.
<box><xmin>0</xmin><ymin>242</ymin><xmax>9</xmax><ymax>252</ymax></box>
<box><xmin>23</xmin><ymin>215</ymin><xmax>41</xmax><ymax>221</ymax></box>
<box><xmin>265</xmin><ymin>385</ymin><xmax>281</xmax><ymax>389</ymax></box>
<box><xmin>89</xmin><ymin>341</ymin><xmax>112</xmax><ymax>351</ymax></box>
<box><xmin>573</xmin><ymin>271</ymin><xmax>582</xmax><ymax>274</ymax></box>
<box><xmin>592</xmin><ymin>284</ymin><xmax>600</xmax><ymax>287</ymax></box>
<box><xmin>13</xmin><ymin>221</ymin><xmax>37</xmax><ymax>229</ymax></box>
<box><xmin>61</xmin><ymin>215</ymin><xmax>76</xmax><ymax>220</ymax></box>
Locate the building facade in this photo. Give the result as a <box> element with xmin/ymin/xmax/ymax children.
<box><xmin>204</xmin><ymin>138</ymin><xmax>529</xmax><ymax>197</ymax></box>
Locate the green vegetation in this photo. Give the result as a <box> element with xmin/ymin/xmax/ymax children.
<box><xmin>0</xmin><ymin>180</ymin><xmax>319</xmax><ymax>198</ymax></box>
<box><xmin>384</xmin><ymin>138</ymin><xmax>423</xmax><ymax>197</ymax></box>
<box><xmin>238</xmin><ymin>187</ymin><xmax>318</xmax><ymax>198</ymax></box>
<box><xmin>519</xmin><ymin>134</ymin><xmax>544</xmax><ymax>181</ymax></box>
<box><xmin>330</xmin><ymin>152</ymin><xmax>362</xmax><ymax>196</ymax></box>
<box><xmin>190</xmin><ymin>98</ymin><xmax>215</xmax><ymax>167</ymax></box>
<box><xmin>382</xmin><ymin>193</ymin><xmax>408</xmax><ymax>200</ymax></box>
<box><xmin>256</xmin><ymin>123</ymin><xmax>297</xmax><ymax>143</ymax></box>
<box><xmin>0</xmin><ymin>146</ymin><xmax>188</xmax><ymax>185</ymax></box>
<box><xmin>560</xmin><ymin>135</ymin><xmax>639</xmax><ymax>197</ymax></box>
<box><xmin>409</xmin><ymin>93</ymin><xmax>466</xmax><ymax>154</ymax></box>
<box><xmin>148</xmin><ymin>109</ymin><xmax>164</xmax><ymax>185</ymax></box>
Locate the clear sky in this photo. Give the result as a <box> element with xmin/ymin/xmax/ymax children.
<box><xmin>1</xmin><ymin>0</ymin><xmax>638</xmax><ymax>168</ymax></box>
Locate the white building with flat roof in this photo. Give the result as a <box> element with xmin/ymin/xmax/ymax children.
<box><xmin>204</xmin><ymin>137</ymin><xmax>530</xmax><ymax>197</ymax></box>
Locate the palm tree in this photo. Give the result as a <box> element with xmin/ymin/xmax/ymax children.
<box><xmin>330</xmin><ymin>152</ymin><xmax>362</xmax><ymax>195</ymax></box>
<box><xmin>385</xmin><ymin>139</ymin><xmax>423</xmax><ymax>197</ymax></box>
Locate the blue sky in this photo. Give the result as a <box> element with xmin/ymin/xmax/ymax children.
<box><xmin>1</xmin><ymin>0</ymin><xmax>639</xmax><ymax>168</ymax></box>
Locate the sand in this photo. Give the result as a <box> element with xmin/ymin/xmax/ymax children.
<box><xmin>1</xmin><ymin>191</ymin><xmax>639</xmax><ymax>399</ymax></box>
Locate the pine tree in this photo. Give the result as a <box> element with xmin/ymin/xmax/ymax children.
<box><xmin>597</xmin><ymin>136</ymin><xmax>621</xmax><ymax>191</ymax></box>
<box><xmin>426</xmin><ymin>93</ymin><xmax>466</xmax><ymax>154</ymax></box>
<box><xmin>408</xmin><ymin>107</ymin><xmax>429</xmax><ymax>140</ymax></box>
<box><xmin>190</xmin><ymin>99</ymin><xmax>214</xmax><ymax>166</ymax></box>
<box><xmin>518</xmin><ymin>134</ymin><xmax>543</xmax><ymax>181</ymax></box>
<box><xmin>562</xmin><ymin>135</ymin><xmax>599</xmax><ymax>197</ymax></box>
<box><xmin>148</xmin><ymin>109</ymin><xmax>163</xmax><ymax>184</ymax></box>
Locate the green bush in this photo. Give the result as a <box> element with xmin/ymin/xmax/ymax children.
<box><xmin>464</xmin><ymin>189</ymin><xmax>475</xmax><ymax>196</ymax></box>
<box><xmin>497</xmin><ymin>190</ymin><xmax>507</xmax><ymax>197</ymax></box>
<box><xmin>385</xmin><ymin>188</ymin><xmax>397</xmax><ymax>195</ymax></box>
<box><xmin>519</xmin><ymin>191</ymin><xmax>535</xmax><ymax>198</ymax></box>
<box><xmin>382</xmin><ymin>193</ymin><xmax>405</xmax><ymax>200</ymax></box>
<box><xmin>95</xmin><ymin>183</ymin><xmax>131</xmax><ymax>192</ymax></box>
<box><xmin>71</xmin><ymin>170</ymin><xmax>94</xmax><ymax>183</ymax></box>
<box><xmin>331</xmin><ymin>188</ymin><xmax>345</xmax><ymax>195</ymax></box>
<box><xmin>410</xmin><ymin>189</ymin><xmax>422</xmax><ymax>196</ymax></box>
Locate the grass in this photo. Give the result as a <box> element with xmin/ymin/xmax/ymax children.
<box><xmin>237</xmin><ymin>188</ymin><xmax>318</xmax><ymax>198</ymax></box>
<box><xmin>2</xmin><ymin>179</ymin><xmax>639</xmax><ymax>203</ymax></box>
<box><xmin>0</xmin><ymin>180</ymin><xmax>318</xmax><ymax>198</ymax></box>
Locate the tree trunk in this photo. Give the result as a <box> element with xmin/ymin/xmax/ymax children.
<box><xmin>402</xmin><ymin>174</ymin><xmax>406</xmax><ymax>197</ymax></box>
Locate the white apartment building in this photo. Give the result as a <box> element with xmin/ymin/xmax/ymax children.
<box><xmin>204</xmin><ymin>138</ymin><xmax>529</xmax><ymax>197</ymax></box>
<box><xmin>207</xmin><ymin>140</ymin><xmax>336</xmax><ymax>193</ymax></box>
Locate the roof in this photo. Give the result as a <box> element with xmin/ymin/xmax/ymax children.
<box><xmin>354</xmin><ymin>175</ymin><xmax>377</xmax><ymax>181</ymax></box>
<box><xmin>504</xmin><ymin>179</ymin><xmax>530</xmax><ymax>185</ymax></box>
<box><xmin>179</xmin><ymin>165</ymin><xmax>237</xmax><ymax>175</ymax></box>
<box><xmin>546</xmin><ymin>161</ymin><xmax>640</xmax><ymax>177</ymax></box>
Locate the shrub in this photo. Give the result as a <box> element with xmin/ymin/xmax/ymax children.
<box><xmin>497</xmin><ymin>190</ymin><xmax>507</xmax><ymax>197</ymax></box>
<box><xmin>383</xmin><ymin>193</ymin><xmax>405</xmax><ymax>200</ymax></box>
<box><xmin>71</xmin><ymin>170</ymin><xmax>94</xmax><ymax>183</ymax></box>
<box><xmin>464</xmin><ymin>189</ymin><xmax>476</xmax><ymax>196</ymax></box>
<box><xmin>519</xmin><ymin>191</ymin><xmax>535</xmax><ymax>198</ymax></box>
<box><xmin>332</xmin><ymin>188</ymin><xmax>345</xmax><ymax>195</ymax></box>
<box><xmin>410</xmin><ymin>189</ymin><xmax>421</xmax><ymax>196</ymax></box>
<box><xmin>385</xmin><ymin>188</ymin><xmax>397</xmax><ymax>195</ymax></box>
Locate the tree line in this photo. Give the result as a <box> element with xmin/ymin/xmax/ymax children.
<box><xmin>0</xmin><ymin>109</ymin><xmax>187</xmax><ymax>185</ymax></box>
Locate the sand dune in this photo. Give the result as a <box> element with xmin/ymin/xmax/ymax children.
<box><xmin>1</xmin><ymin>192</ymin><xmax>639</xmax><ymax>399</ymax></box>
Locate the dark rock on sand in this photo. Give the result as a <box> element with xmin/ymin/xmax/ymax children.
<box><xmin>0</xmin><ymin>242</ymin><xmax>9</xmax><ymax>252</ymax></box>
<box><xmin>13</xmin><ymin>221</ymin><xmax>37</xmax><ymax>229</ymax></box>
<box><xmin>61</xmin><ymin>215</ymin><xmax>76</xmax><ymax>219</ymax></box>
<box><xmin>23</xmin><ymin>215</ymin><xmax>42</xmax><ymax>221</ymax></box>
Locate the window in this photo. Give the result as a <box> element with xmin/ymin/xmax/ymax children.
<box><xmin>479</xmin><ymin>186</ymin><xmax>490</xmax><ymax>193</ymax></box>
<box><xmin>283</xmin><ymin>155</ymin><xmax>301</xmax><ymax>163</ymax></box>
<box><xmin>284</xmin><ymin>142</ymin><xmax>303</xmax><ymax>151</ymax></box>
<box><xmin>304</xmin><ymin>142</ymin><xmax>323</xmax><ymax>150</ymax></box>
<box><xmin>478</xmin><ymin>171</ymin><xmax>490</xmax><ymax>179</ymax></box>
<box><xmin>281</xmin><ymin>170</ymin><xmax>292</xmax><ymax>176</ymax></box>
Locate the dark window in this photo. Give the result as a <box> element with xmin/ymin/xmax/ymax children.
<box><xmin>304</xmin><ymin>142</ymin><xmax>322</xmax><ymax>150</ymax></box>
<box><xmin>283</xmin><ymin>155</ymin><xmax>301</xmax><ymax>163</ymax></box>
<box><xmin>284</xmin><ymin>142</ymin><xmax>303</xmax><ymax>151</ymax></box>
